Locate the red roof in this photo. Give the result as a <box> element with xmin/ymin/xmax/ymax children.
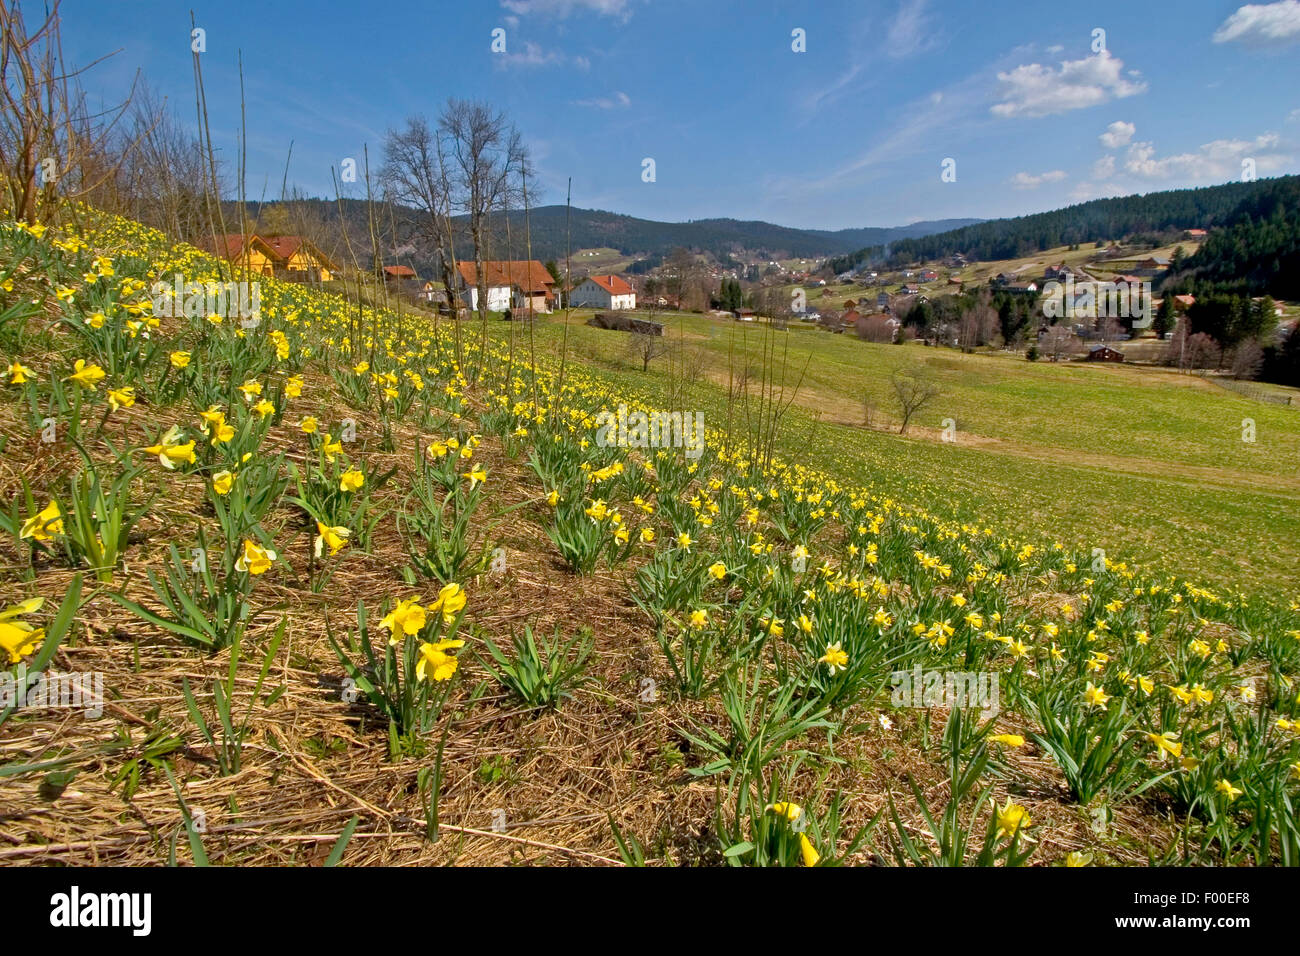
<box><xmin>262</xmin><ymin>235</ymin><xmax>337</xmax><ymax>271</ymax></box>
<box><xmin>202</xmin><ymin>233</ymin><xmax>278</xmax><ymax>261</ymax></box>
<box><xmin>586</xmin><ymin>274</ymin><xmax>633</xmax><ymax>295</ymax></box>
<box><xmin>383</xmin><ymin>265</ymin><xmax>417</xmax><ymax>278</ymax></box>
<box><xmin>457</xmin><ymin>260</ymin><xmax>554</xmax><ymax>294</ymax></box>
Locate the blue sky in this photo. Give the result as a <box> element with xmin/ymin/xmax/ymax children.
<box><xmin>57</xmin><ymin>0</ymin><xmax>1300</xmax><ymax>230</ymax></box>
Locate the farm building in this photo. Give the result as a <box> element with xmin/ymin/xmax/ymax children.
<box><xmin>570</xmin><ymin>274</ymin><xmax>636</xmax><ymax>310</ymax></box>
<box><xmin>1086</xmin><ymin>344</ymin><xmax>1125</xmax><ymax>362</ymax></box>
<box><xmin>456</xmin><ymin>260</ymin><xmax>554</xmax><ymax>314</ymax></box>
<box><xmin>382</xmin><ymin>265</ymin><xmax>418</xmax><ymax>283</ymax></box>
<box><xmin>202</xmin><ymin>234</ymin><xmax>281</xmax><ymax>277</ymax></box>
<box><xmin>262</xmin><ymin>235</ymin><xmax>337</xmax><ymax>282</ymax></box>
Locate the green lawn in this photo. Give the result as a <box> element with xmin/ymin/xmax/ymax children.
<box><xmin>500</xmin><ymin>309</ymin><xmax>1300</xmax><ymax>594</ymax></box>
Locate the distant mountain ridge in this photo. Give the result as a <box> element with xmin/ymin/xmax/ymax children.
<box><xmin>827</xmin><ymin>176</ymin><xmax>1300</xmax><ymax>272</ymax></box>
<box><xmin>229</xmin><ymin>197</ymin><xmax>980</xmax><ymax>272</ymax></box>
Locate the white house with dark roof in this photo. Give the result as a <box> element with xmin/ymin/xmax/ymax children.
<box><xmin>571</xmin><ymin>274</ymin><xmax>636</xmax><ymax>310</ymax></box>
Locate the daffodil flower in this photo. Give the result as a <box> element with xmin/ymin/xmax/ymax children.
<box><xmin>235</xmin><ymin>539</ymin><xmax>276</xmax><ymax>575</ymax></box>
<box><xmin>415</xmin><ymin>639</ymin><xmax>465</xmax><ymax>682</ymax></box>
<box><xmin>66</xmin><ymin>359</ymin><xmax>105</xmax><ymax>390</ymax></box>
<box><xmin>314</xmin><ymin>521</ymin><xmax>350</xmax><ymax>557</ymax></box>
<box><xmin>19</xmin><ymin>500</ymin><xmax>63</xmax><ymax>541</ymax></box>
<box><xmin>0</xmin><ymin>596</ymin><xmax>45</xmax><ymax>663</ymax></box>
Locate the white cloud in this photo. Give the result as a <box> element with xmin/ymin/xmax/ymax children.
<box><xmin>501</xmin><ymin>0</ymin><xmax>631</xmax><ymax>18</ymax></box>
<box><xmin>1124</xmin><ymin>133</ymin><xmax>1291</xmax><ymax>180</ymax></box>
<box><xmin>1092</xmin><ymin>155</ymin><xmax>1116</xmax><ymax>178</ymax></box>
<box><xmin>498</xmin><ymin>40</ymin><xmax>565</xmax><ymax>67</ymax></box>
<box><xmin>1288</xmin><ymin>108</ymin><xmax>1300</xmax><ymax>122</ymax></box>
<box><xmin>1099</xmin><ymin>120</ymin><xmax>1135</xmax><ymax>148</ymax></box>
<box><xmin>887</xmin><ymin>0</ymin><xmax>939</xmax><ymax>58</ymax></box>
<box><xmin>496</xmin><ymin>41</ymin><xmax>589</xmax><ymax>70</ymax></box>
<box><xmin>575</xmin><ymin>91</ymin><xmax>630</xmax><ymax>109</ymax></box>
<box><xmin>991</xmin><ymin>51</ymin><xmax>1147</xmax><ymax>118</ymax></box>
<box><xmin>1212</xmin><ymin>1</ymin><xmax>1300</xmax><ymax>45</ymax></box>
<box><xmin>1045</xmin><ymin>44</ymin><xmax>1064</xmax><ymax>54</ymax></box>
<box><xmin>1009</xmin><ymin>169</ymin><xmax>1067</xmax><ymax>188</ymax></box>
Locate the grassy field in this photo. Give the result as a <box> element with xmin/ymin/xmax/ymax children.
<box><xmin>521</xmin><ymin>308</ymin><xmax>1300</xmax><ymax>594</ymax></box>
<box><xmin>4</xmin><ymin>212</ymin><xmax>1298</xmax><ymax>870</ymax></box>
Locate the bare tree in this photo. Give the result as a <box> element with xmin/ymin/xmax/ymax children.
<box><xmin>626</xmin><ymin>328</ymin><xmax>670</xmax><ymax>372</ymax></box>
<box><xmin>891</xmin><ymin>368</ymin><xmax>940</xmax><ymax>435</ymax></box>
<box><xmin>0</xmin><ymin>1</ymin><xmax>140</xmax><ymax>223</ymax></box>
<box><xmin>1186</xmin><ymin>332</ymin><xmax>1221</xmax><ymax>371</ymax></box>
<box><xmin>382</xmin><ymin>115</ymin><xmax>461</xmax><ymax>321</ymax></box>
<box><xmin>113</xmin><ymin>84</ymin><xmax>211</xmax><ymax>241</ymax></box>
<box><xmin>1041</xmin><ymin>324</ymin><xmax>1076</xmax><ymax>362</ymax></box>
<box><xmin>438</xmin><ymin>99</ymin><xmax>529</xmax><ymax>330</ymax></box>
<box><xmin>856</xmin><ymin>314</ymin><xmax>895</xmax><ymax>343</ymax></box>
<box><xmin>1231</xmin><ymin>338</ymin><xmax>1264</xmax><ymax>381</ymax></box>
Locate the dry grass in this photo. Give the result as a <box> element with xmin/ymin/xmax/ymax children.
<box><xmin>0</xmin><ymin>352</ymin><xmax>1184</xmax><ymax>867</ymax></box>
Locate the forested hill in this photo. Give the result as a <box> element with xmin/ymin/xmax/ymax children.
<box><xmin>827</xmin><ymin>176</ymin><xmax>1300</xmax><ymax>272</ymax></box>
<box><xmin>473</xmin><ymin>207</ymin><xmax>983</xmax><ymax>262</ymax></box>
<box><xmin>229</xmin><ymin>197</ymin><xmax>979</xmax><ymax>269</ymax></box>
<box><xmin>1163</xmin><ymin>176</ymin><xmax>1300</xmax><ymax>301</ymax></box>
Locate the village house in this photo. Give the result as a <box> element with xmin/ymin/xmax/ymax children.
<box><xmin>381</xmin><ymin>264</ymin><xmax>418</xmax><ymax>283</ymax></box>
<box><xmin>262</xmin><ymin>235</ymin><xmax>336</xmax><ymax>282</ymax></box>
<box><xmin>1130</xmin><ymin>256</ymin><xmax>1170</xmax><ymax>277</ymax></box>
<box><xmin>1184</xmin><ymin>228</ymin><xmax>1208</xmax><ymax>240</ymax></box>
<box><xmin>420</xmin><ymin>281</ymin><xmax>449</xmax><ymax>309</ymax></box>
<box><xmin>1086</xmin><ymin>344</ymin><xmax>1125</xmax><ymax>362</ymax></box>
<box><xmin>570</xmin><ymin>274</ymin><xmax>636</xmax><ymax>310</ymax></box>
<box><xmin>202</xmin><ymin>234</ymin><xmax>281</xmax><ymax>277</ymax></box>
<box><xmin>456</xmin><ymin>260</ymin><xmax>554</xmax><ymax>314</ymax></box>
<box><xmin>918</xmin><ymin>269</ymin><xmax>938</xmax><ymax>282</ymax></box>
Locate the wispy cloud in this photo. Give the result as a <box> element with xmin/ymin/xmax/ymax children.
<box><xmin>802</xmin><ymin>0</ymin><xmax>942</xmax><ymax>114</ymax></box>
<box><xmin>991</xmin><ymin>51</ymin><xmax>1147</xmax><ymax>119</ymax></box>
<box><xmin>886</xmin><ymin>0</ymin><xmax>940</xmax><ymax>59</ymax></box>
<box><xmin>495</xmin><ymin>40</ymin><xmax>588</xmax><ymax>69</ymax></box>
<box><xmin>1213</xmin><ymin>1</ymin><xmax>1300</xmax><ymax>46</ymax></box>
<box><xmin>574</xmin><ymin>90</ymin><xmax>630</xmax><ymax>109</ymax></box>
<box><xmin>501</xmin><ymin>0</ymin><xmax>633</xmax><ymax>20</ymax></box>
<box><xmin>1009</xmin><ymin>169</ymin><xmax>1067</xmax><ymax>188</ymax></box>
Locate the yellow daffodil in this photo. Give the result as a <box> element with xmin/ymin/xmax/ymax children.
<box><xmin>107</xmin><ymin>386</ymin><xmax>135</xmax><ymax>411</ymax></box>
<box><xmin>314</xmin><ymin>521</ymin><xmax>350</xmax><ymax>557</ymax></box>
<box><xmin>819</xmin><ymin>641</ymin><xmax>848</xmax><ymax>674</ymax></box>
<box><xmin>427</xmin><ymin>583</ymin><xmax>467</xmax><ymax>624</ymax></box>
<box><xmin>380</xmin><ymin>597</ymin><xmax>427</xmax><ymax>643</ymax></box>
<box><xmin>415</xmin><ymin>639</ymin><xmax>465</xmax><ymax>681</ymax></box>
<box><xmin>66</xmin><ymin>359</ymin><xmax>105</xmax><ymax>390</ymax></box>
<box><xmin>0</xmin><ymin>596</ymin><xmax>45</xmax><ymax>662</ymax></box>
<box><xmin>798</xmin><ymin>832</ymin><xmax>820</xmax><ymax>866</ymax></box>
<box><xmin>19</xmin><ymin>500</ymin><xmax>63</xmax><ymax>541</ymax></box>
<box><xmin>339</xmin><ymin>469</ymin><xmax>365</xmax><ymax>493</ymax></box>
<box><xmin>995</xmin><ymin>798</ymin><xmax>1031</xmax><ymax>840</ymax></box>
<box><xmin>235</xmin><ymin>539</ymin><xmax>276</xmax><ymax>575</ymax></box>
